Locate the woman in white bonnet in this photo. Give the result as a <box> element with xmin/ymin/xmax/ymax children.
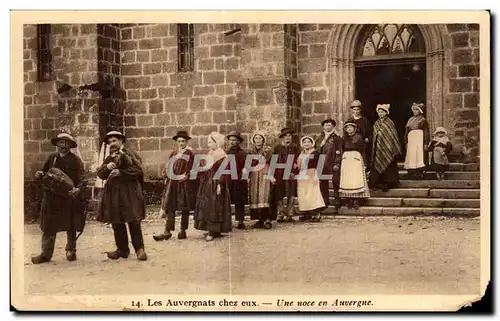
<box><xmin>193</xmin><ymin>132</ymin><xmax>232</xmax><ymax>241</ymax></box>
<box><xmin>427</xmin><ymin>127</ymin><xmax>453</xmax><ymax>180</ymax></box>
<box><xmin>403</xmin><ymin>103</ymin><xmax>430</xmax><ymax>180</ymax></box>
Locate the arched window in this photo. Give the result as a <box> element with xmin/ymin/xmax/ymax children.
<box><xmin>357</xmin><ymin>24</ymin><xmax>425</xmax><ymax>58</ymax></box>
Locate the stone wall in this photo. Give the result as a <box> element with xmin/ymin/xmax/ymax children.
<box><xmin>24</xmin><ymin>24</ymin><xmax>100</xmax><ymax>177</ymax></box>
<box><xmin>297</xmin><ymin>24</ymin><xmax>333</xmax><ymax>134</ymax></box>
<box><xmin>120</xmin><ymin>23</ymin><xmax>242</xmax><ymax>177</ymax></box>
<box><xmin>443</xmin><ymin>24</ymin><xmax>480</xmax><ymax>156</ymax></box>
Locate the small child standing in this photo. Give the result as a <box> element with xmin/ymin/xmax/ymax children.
<box><xmin>427</xmin><ymin>127</ymin><xmax>453</xmax><ymax>180</ymax></box>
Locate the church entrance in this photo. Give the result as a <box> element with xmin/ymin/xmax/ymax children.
<box><xmin>353</xmin><ymin>24</ymin><xmax>427</xmax><ymax>160</ymax></box>
<box><xmin>355</xmin><ymin>60</ymin><xmax>426</xmax><ymax>160</ymax></box>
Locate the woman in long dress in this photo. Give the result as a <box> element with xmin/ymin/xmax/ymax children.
<box><xmin>193</xmin><ymin>132</ymin><xmax>232</xmax><ymax>242</ymax></box>
<box><xmin>294</xmin><ymin>135</ymin><xmax>326</xmax><ymax>222</ymax></box>
<box><xmin>404</xmin><ymin>103</ymin><xmax>430</xmax><ymax>180</ymax></box>
<box><xmin>370</xmin><ymin>104</ymin><xmax>402</xmax><ymax>192</ymax></box>
<box><xmin>339</xmin><ymin>121</ymin><xmax>370</xmax><ymax>209</ymax></box>
<box><xmin>347</xmin><ymin>100</ymin><xmax>373</xmax><ymax>172</ymax></box>
<box><xmin>248</xmin><ymin>131</ymin><xmax>274</xmax><ymax>229</ymax></box>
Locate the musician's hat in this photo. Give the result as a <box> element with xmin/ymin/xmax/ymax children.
<box><xmin>51</xmin><ymin>133</ymin><xmax>77</xmax><ymax>148</ymax></box>
<box><xmin>105</xmin><ymin>130</ymin><xmax>126</xmax><ymax>143</ymax></box>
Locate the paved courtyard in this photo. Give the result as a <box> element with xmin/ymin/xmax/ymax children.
<box><xmin>23</xmin><ymin>216</ymin><xmax>480</xmax><ymax>296</ymax></box>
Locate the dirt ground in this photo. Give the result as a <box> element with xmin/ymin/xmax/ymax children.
<box><xmin>22</xmin><ymin>216</ymin><xmax>480</xmax><ymax>296</ymax></box>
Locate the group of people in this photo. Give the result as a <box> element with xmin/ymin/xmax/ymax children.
<box><xmin>30</xmin><ymin>99</ymin><xmax>454</xmax><ymax>264</ymax></box>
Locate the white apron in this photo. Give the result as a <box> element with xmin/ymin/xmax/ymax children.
<box><xmin>297</xmin><ymin>168</ymin><xmax>325</xmax><ymax>212</ymax></box>
<box><xmin>404</xmin><ymin>129</ymin><xmax>425</xmax><ymax>169</ymax></box>
<box><xmin>339</xmin><ymin>151</ymin><xmax>370</xmax><ymax>198</ymax></box>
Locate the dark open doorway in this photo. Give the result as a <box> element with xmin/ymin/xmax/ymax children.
<box><xmin>355</xmin><ymin>60</ymin><xmax>426</xmax><ymax>160</ymax></box>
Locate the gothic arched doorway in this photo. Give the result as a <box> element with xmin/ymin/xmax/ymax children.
<box><xmin>354</xmin><ymin>24</ymin><xmax>427</xmax><ymax>158</ymax></box>
<box><xmin>326</xmin><ymin>24</ymin><xmax>445</xmax><ymax>144</ymax></box>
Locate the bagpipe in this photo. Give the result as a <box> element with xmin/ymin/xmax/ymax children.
<box><xmin>38</xmin><ymin>156</ymin><xmax>75</xmax><ymax>198</ymax></box>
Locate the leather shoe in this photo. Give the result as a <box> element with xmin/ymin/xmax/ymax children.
<box><xmin>136</xmin><ymin>249</ymin><xmax>148</xmax><ymax>261</ymax></box>
<box><xmin>31</xmin><ymin>254</ymin><xmax>51</xmax><ymax>264</ymax></box>
<box><xmin>106</xmin><ymin>249</ymin><xmax>129</xmax><ymax>260</ymax></box>
<box><xmin>66</xmin><ymin>251</ymin><xmax>77</xmax><ymax>261</ymax></box>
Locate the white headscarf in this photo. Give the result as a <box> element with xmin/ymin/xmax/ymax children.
<box><xmin>207</xmin><ymin>132</ymin><xmax>227</xmax><ymax>164</ymax></box>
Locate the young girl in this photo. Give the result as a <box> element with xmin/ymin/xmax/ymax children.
<box><xmin>428</xmin><ymin>127</ymin><xmax>453</xmax><ymax>180</ymax></box>
<box><xmin>339</xmin><ymin>121</ymin><xmax>370</xmax><ymax>209</ymax></box>
<box><xmin>294</xmin><ymin>135</ymin><xmax>326</xmax><ymax>222</ymax></box>
<box><xmin>404</xmin><ymin>103</ymin><xmax>430</xmax><ymax>180</ymax></box>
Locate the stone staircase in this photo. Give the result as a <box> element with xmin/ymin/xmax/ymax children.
<box><xmin>318</xmin><ymin>162</ymin><xmax>481</xmax><ymax>217</ymax></box>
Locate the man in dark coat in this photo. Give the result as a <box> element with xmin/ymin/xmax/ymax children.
<box><xmin>31</xmin><ymin>133</ymin><xmax>86</xmax><ymax>264</ymax></box>
<box><xmin>153</xmin><ymin>130</ymin><xmax>196</xmax><ymax>241</ymax></box>
<box><xmin>347</xmin><ymin>100</ymin><xmax>373</xmax><ymax>172</ymax></box>
<box><xmin>269</xmin><ymin>127</ymin><xmax>300</xmax><ymax>222</ymax></box>
<box><xmin>315</xmin><ymin>119</ymin><xmax>343</xmax><ymax>212</ymax></box>
<box><xmin>97</xmin><ymin>131</ymin><xmax>148</xmax><ymax>261</ymax></box>
<box><xmin>226</xmin><ymin>131</ymin><xmax>248</xmax><ymax>229</ymax></box>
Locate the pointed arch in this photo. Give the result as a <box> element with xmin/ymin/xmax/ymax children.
<box><xmin>325</xmin><ymin>24</ymin><xmax>445</xmax><ymax>131</ymax></box>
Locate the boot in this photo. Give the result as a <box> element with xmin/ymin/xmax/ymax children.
<box><xmin>237</xmin><ymin>221</ymin><xmax>245</xmax><ymax>229</ymax></box>
<box><xmin>106</xmin><ymin>249</ymin><xmax>129</xmax><ymax>260</ymax></box>
<box><xmin>177</xmin><ymin>230</ymin><xmax>187</xmax><ymax>240</ymax></box>
<box><xmin>136</xmin><ymin>249</ymin><xmax>148</xmax><ymax>261</ymax></box>
<box><xmin>263</xmin><ymin>219</ymin><xmax>272</xmax><ymax>229</ymax></box>
<box><xmin>152</xmin><ymin>231</ymin><xmax>172</xmax><ymax>241</ymax></box>
<box><xmin>66</xmin><ymin>250</ymin><xmax>77</xmax><ymax>262</ymax></box>
<box><xmin>31</xmin><ymin>254</ymin><xmax>51</xmax><ymax>264</ymax></box>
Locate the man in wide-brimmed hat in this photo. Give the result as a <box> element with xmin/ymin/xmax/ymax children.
<box><xmin>269</xmin><ymin>127</ymin><xmax>300</xmax><ymax>222</ymax></box>
<box><xmin>31</xmin><ymin>133</ymin><xmax>87</xmax><ymax>264</ymax></box>
<box><xmin>347</xmin><ymin>100</ymin><xmax>373</xmax><ymax>171</ymax></box>
<box><xmin>226</xmin><ymin>131</ymin><xmax>249</xmax><ymax>229</ymax></box>
<box><xmin>153</xmin><ymin>130</ymin><xmax>197</xmax><ymax>241</ymax></box>
<box><xmin>96</xmin><ymin>131</ymin><xmax>148</xmax><ymax>261</ymax></box>
<box><xmin>315</xmin><ymin>118</ymin><xmax>343</xmax><ymax>212</ymax></box>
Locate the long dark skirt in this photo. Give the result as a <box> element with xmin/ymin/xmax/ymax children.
<box><xmin>193</xmin><ymin>177</ymin><xmax>232</xmax><ymax>234</ymax></box>
<box><xmin>370</xmin><ymin>159</ymin><xmax>400</xmax><ymax>188</ymax></box>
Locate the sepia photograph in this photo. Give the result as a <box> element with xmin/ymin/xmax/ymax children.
<box><xmin>10</xmin><ymin>10</ymin><xmax>490</xmax><ymax>312</ymax></box>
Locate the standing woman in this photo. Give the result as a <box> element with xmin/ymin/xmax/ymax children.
<box><xmin>404</xmin><ymin>103</ymin><xmax>430</xmax><ymax>180</ymax></box>
<box><xmin>248</xmin><ymin>132</ymin><xmax>274</xmax><ymax>229</ymax></box>
<box><xmin>347</xmin><ymin>100</ymin><xmax>373</xmax><ymax>171</ymax></box>
<box><xmin>193</xmin><ymin>132</ymin><xmax>232</xmax><ymax>242</ymax></box>
<box><xmin>370</xmin><ymin>104</ymin><xmax>402</xmax><ymax>192</ymax></box>
<box><xmin>339</xmin><ymin>121</ymin><xmax>370</xmax><ymax>209</ymax></box>
<box><xmin>294</xmin><ymin>135</ymin><xmax>326</xmax><ymax>222</ymax></box>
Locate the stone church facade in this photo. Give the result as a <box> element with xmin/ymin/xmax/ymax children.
<box><xmin>23</xmin><ymin>23</ymin><xmax>480</xmax><ymax>181</ymax></box>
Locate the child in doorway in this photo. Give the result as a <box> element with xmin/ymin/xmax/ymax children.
<box><xmin>427</xmin><ymin>127</ymin><xmax>453</xmax><ymax>180</ymax></box>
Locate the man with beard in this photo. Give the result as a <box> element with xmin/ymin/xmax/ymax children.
<box><xmin>153</xmin><ymin>130</ymin><xmax>196</xmax><ymax>241</ymax></box>
<box><xmin>31</xmin><ymin>133</ymin><xmax>86</xmax><ymax>264</ymax></box>
<box><xmin>347</xmin><ymin>100</ymin><xmax>373</xmax><ymax>172</ymax></box>
<box><xmin>96</xmin><ymin>131</ymin><xmax>148</xmax><ymax>261</ymax></box>
<box><xmin>315</xmin><ymin>119</ymin><xmax>343</xmax><ymax>213</ymax></box>
<box><xmin>226</xmin><ymin>131</ymin><xmax>248</xmax><ymax>229</ymax></box>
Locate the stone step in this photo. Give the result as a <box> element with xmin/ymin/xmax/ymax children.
<box><xmin>332</xmin><ymin>188</ymin><xmax>480</xmax><ymax>199</ymax></box>
<box><xmin>289</xmin><ymin>197</ymin><xmax>479</xmax><ymax>208</ymax></box>
<box><xmin>398</xmin><ymin>170</ymin><xmax>479</xmax><ymax>180</ymax></box>
<box><xmin>330</xmin><ymin>206</ymin><xmax>480</xmax><ymax>217</ymax></box>
<box><xmin>397</xmin><ymin>162</ymin><xmax>479</xmax><ymax>171</ymax></box>
<box><xmin>398</xmin><ymin>180</ymin><xmax>480</xmax><ymax>189</ymax></box>
<box><xmin>328</xmin><ymin>180</ymin><xmax>480</xmax><ymax>189</ymax></box>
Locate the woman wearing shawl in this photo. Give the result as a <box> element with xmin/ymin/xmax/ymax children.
<box><xmin>339</xmin><ymin>121</ymin><xmax>370</xmax><ymax>209</ymax></box>
<box><xmin>370</xmin><ymin>104</ymin><xmax>402</xmax><ymax>192</ymax></box>
<box><xmin>428</xmin><ymin>127</ymin><xmax>453</xmax><ymax>180</ymax></box>
<box><xmin>294</xmin><ymin>135</ymin><xmax>326</xmax><ymax>222</ymax></box>
<box><xmin>404</xmin><ymin>103</ymin><xmax>430</xmax><ymax>180</ymax></box>
<box><xmin>347</xmin><ymin>100</ymin><xmax>373</xmax><ymax>172</ymax></box>
<box><xmin>248</xmin><ymin>132</ymin><xmax>274</xmax><ymax>229</ymax></box>
<box><xmin>193</xmin><ymin>132</ymin><xmax>232</xmax><ymax>242</ymax></box>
